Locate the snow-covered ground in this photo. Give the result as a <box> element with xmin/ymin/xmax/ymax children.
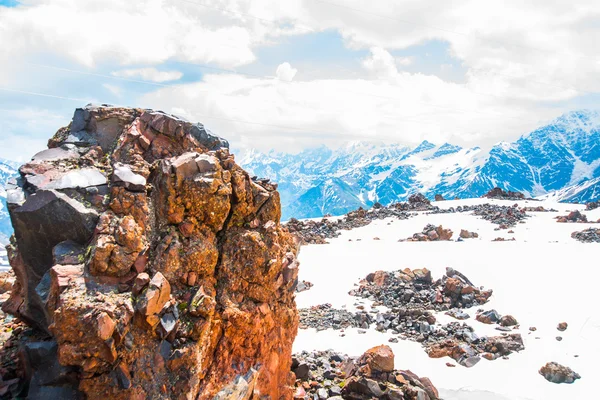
<box><xmin>294</xmin><ymin>198</ymin><xmax>600</xmax><ymax>400</ymax></box>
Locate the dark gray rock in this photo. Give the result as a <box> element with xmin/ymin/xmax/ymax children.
<box><xmin>9</xmin><ymin>190</ymin><xmax>98</xmax><ymax>330</ymax></box>
<box><xmin>52</xmin><ymin>240</ymin><xmax>85</xmax><ymax>265</ymax></box>
<box><xmin>20</xmin><ymin>341</ymin><xmax>83</xmax><ymax>399</ymax></box>
<box><xmin>190</xmin><ymin>123</ymin><xmax>229</xmax><ymax>150</ymax></box>
<box><xmin>63</xmin><ymin>130</ymin><xmax>98</xmax><ymax>147</ymax></box>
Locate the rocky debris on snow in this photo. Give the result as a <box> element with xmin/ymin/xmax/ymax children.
<box><xmin>402</xmin><ymin>193</ymin><xmax>434</xmax><ymax>210</ymax></box>
<box><xmin>556</xmin><ymin>210</ymin><xmax>592</xmax><ymax>223</ymax></box>
<box><xmin>300</xmin><ymin>267</ymin><xmax>524</xmax><ymax>368</ymax></box>
<box><xmin>472</xmin><ymin>204</ymin><xmax>529</xmax><ymax>227</ymax></box>
<box><xmin>482</xmin><ymin>187</ymin><xmax>527</xmax><ymax>200</ymax></box>
<box><xmin>296</xmin><ymin>280</ymin><xmax>313</xmax><ymax>293</ymax></box>
<box><xmin>1</xmin><ymin>105</ymin><xmax>300</xmax><ymax>399</ymax></box>
<box><xmin>557</xmin><ymin>322</ymin><xmax>568</xmax><ymax>331</ymax></box>
<box><xmin>351</xmin><ymin>267</ymin><xmax>492</xmax><ymax>316</ymax></box>
<box><xmin>284</xmin><ymin>193</ymin><xmax>438</xmax><ymax>245</ymax></box>
<box><xmin>521</xmin><ymin>206</ymin><xmax>557</xmax><ymax>212</ymax></box>
<box><xmin>459</xmin><ymin>229</ymin><xmax>479</xmax><ymax>239</ymax></box>
<box><xmin>292</xmin><ymin>346</ymin><xmax>440</xmax><ymax>400</ymax></box>
<box><xmin>585</xmin><ymin>201</ymin><xmax>598</xmax><ymax>210</ymax></box>
<box><xmin>427</xmin><ymin>333</ymin><xmax>524</xmax><ymax>367</ymax></box>
<box><xmin>434</xmin><ymin>194</ymin><xmax>445</xmax><ymax>201</ymax></box>
<box><xmin>400</xmin><ymin>224</ymin><xmax>453</xmax><ymax>241</ymax></box>
<box><xmin>571</xmin><ymin>228</ymin><xmax>600</xmax><ymax>243</ymax></box>
<box><xmin>429</xmin><ymin>203</ymin><xmax>531</xmax><ymax>227</ymax></box>
<box><xmin>299</xmin><ymin>304</ymin><xmax>373</xmax><ymax>331</ymax></box>
<box><xmin>539</xmin><ymin>362</ymin><xmax>581</xmax><ymax>384</ymax></box>
<box><xmin>285</xmin><ymin>206</ymin><xmax>412</xmax><ymax>245</ymax></box>
<box><xmin>492</xmin><ymin>237</ymin><xmax>516</xmax><ymax>242</ymax></box>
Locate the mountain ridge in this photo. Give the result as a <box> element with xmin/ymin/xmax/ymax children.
<box><xmin>241</xmin><ymin>110</ymin><xmax>600</xmax><ymax>219</ymax></box>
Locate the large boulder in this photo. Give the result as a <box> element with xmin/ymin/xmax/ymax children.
<box><xmin>2</xmin><ymin>105</ymin><xmax>299</xmax><ymax>399</ymax></box>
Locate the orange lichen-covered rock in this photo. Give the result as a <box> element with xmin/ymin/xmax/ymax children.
<box><xmin>2</xmin><ymin>105</ymin><xmax>299</xmax><ymax>399</ymax></box>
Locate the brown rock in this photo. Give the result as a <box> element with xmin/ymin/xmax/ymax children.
<box><xmin>132</xmin><ymin>272</ymin><xmax>150</xmax><ymax>296</ymax></box>
<box><xmin>358</xmin><ymin>345</ymin><xmax>395</xmax><ymax>374</ymax></box>
<box><xmin>96</xmin><ymin>312</ymin><xmax>117</xmax><ymax>341</ymax></box>
<box><xmin>557</xmin><ymin>322</ymin><xmax>568</xmax><ymax>331</ymax></box>
<box><xmin>500</xmin><ymin>315</ymin><xmax>518</xmax><ymax>327</ymax></box>
<box><xmin>136</xmin><ymin>272</ymin><xmax>171</xmax><ymax>319</ymax></box>
<box><xmin>365</xmin><ymin>270</ymin><xmax>390</xmax><ymax>287</ymax></box>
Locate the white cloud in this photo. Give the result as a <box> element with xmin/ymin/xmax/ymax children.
<box><xmin>0</xmin><ymin>0</ymin><xmax>598</xmax><ymax>157</ymax></box>
<box><xmin>275</xmin><ymin>62</ymin><xmax>298</xmax><ymax>81</ymax></box>
<box><xmin>102</xmin><ymin>83</ymin><xmax>122</xmax><ymax>97</ymax></box>
<box><xmin>111</xmin><ymin>68</ymin><xmax>183</xmax><ymax>83</ymax></box>
<box><xmin>138</xmin><ymin>68</ymin><xmax>554</xmax><ymax>155</ymax></box>
<box><xmin>0</xmin><ymin>0</ymin><xmax>258</xmax><ymax>68</ymax></box>
<box><xmin>396</xmin><ymin>56</ymin><xmax>414</xmax><ymax>67</ymax></box>
<box><xmin>362</xmin><ymin>47</ymin><xmax>398</xmax><ymax>78</ymax></box>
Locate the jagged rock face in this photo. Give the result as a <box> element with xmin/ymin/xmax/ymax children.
<box><xmin>2</xmin><ymin>105</ymin><xmax>299</xmax><ymax>399</ymax></box>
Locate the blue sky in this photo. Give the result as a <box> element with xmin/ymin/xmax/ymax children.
<box><xmin>0</xmin><ymin>0</ymin><xmax>599</xmax><ymax>161</ymax></box>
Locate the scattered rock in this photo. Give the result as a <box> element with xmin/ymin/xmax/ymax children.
<box><xmin>571</xmin><ymin>228</ymin><xmax>600</xmax><ymax>243</ymax></box>
<box><xmin>459</xmin><ymin>229</ymin><xmax>479</xmax><ymax>239</ymax></box>
<box><xmin>557</xmin><ymin>322</ymin><xmax>568</xmax><ymax>331</ymax></box>
<box><xmin>476</xmin><ymin>310</ymin><xmax>501</xmax><ymax>324</ymax></box>
<box><xmin>539</xmin><ymin>362</ymin><xmax>581</xmax><ymax>384</ymax></box>
<box><xmin>499</xmin><ymin>315</ymin><xmax>518</xmax><ymax>327</ymax></box>
<box><xmin>400</xmin><ymin>224</ymin><xmax>453</xmax><ymax>241</ymax></box>
<box><xmin>556</xmin><ymin>210</ymin><xmax>589</xmax><ymax>223</ymax></box>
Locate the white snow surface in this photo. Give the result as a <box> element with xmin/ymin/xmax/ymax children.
<box><xmin>294</xmin><ymin>198</ymin><xmax>600</xmax><ymax>400</ymax></box>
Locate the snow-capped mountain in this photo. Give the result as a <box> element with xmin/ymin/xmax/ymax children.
<box><xmin>537</xmin><ymin>176</ymin><xmax>600</xmax><ymax>203</ymax></box>
<box><xmin>240</xmin><ymin>110</ymin><xmax>600</xmax><ymax>220</ymax></box>
<box><xmin>0</xmin><ymin>158</ymin><xmax>19</xmax><ymax>244</ymax></box>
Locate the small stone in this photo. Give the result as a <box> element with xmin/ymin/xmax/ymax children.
<box><xmin>557</xmin><ymin>322</ymin><xmax>568</xmax><ymax>331</ymax></box>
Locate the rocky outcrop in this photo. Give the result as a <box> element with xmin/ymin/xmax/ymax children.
<box><xmin>482</xmin><ymin>187</ymin><xmax>526</xmax><ymax>200</ymax></box>
<box><xmin>2</xmin><ymin>105</ymin><xmax>299</xmax><ymax>399</ymax></box>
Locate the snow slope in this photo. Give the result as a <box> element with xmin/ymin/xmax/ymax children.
<box><xmin>294</xmin><ymin>198</ymin><xmax>600</xmax><ymax>400</ymax></box>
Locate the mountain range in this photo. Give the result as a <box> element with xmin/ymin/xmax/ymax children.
<box><xmin>0</xmin><ymin>110</ymin><xmax>599</xmax><ymax>234</ymax></box>
<box><xmin>240</xmin><ymin>110</ymin><xmax>600</xmax><ymax>220</ymax></box>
